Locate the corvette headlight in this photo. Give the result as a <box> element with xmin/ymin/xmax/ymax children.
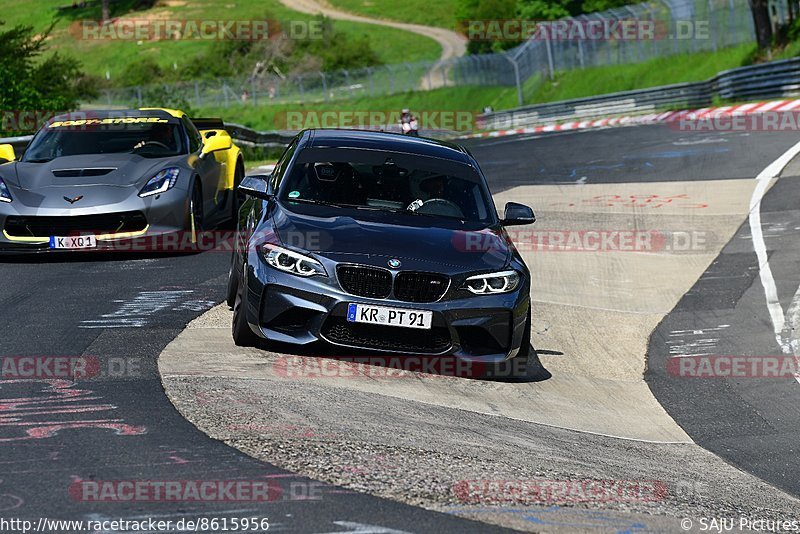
<box><xmin>262</xmin><ymin>243</ymin><xmax>326</xmax><ymax>277</ymax></box>
<box><xmin>462</xmin><ymin>270</ymin><xmax>520</xmax><ymax>295</ymax></box>
<box><xmin>0</xmin><ymin>177</ymin><xmax>11</xmax><ymax>203</ymax></box>
<box><xmin>139</xmin><ymin>168</ymin><xmax>180</xmax><ymax>198</ymax></box>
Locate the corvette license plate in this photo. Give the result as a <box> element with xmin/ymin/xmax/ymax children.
<box><xmin>49</xmin><ymin>235</ymin><xmax>97</xmax><ymax>250</ymax></box>
<box><xmin>347</xmin><ymin>303</ymin><xmax>432</xmax><ymax>329</ymax></box>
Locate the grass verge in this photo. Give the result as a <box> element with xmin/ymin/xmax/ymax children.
<box><xmin>3</xmin><ymin>0</ymin><xmax>442</xmax><ymax>82</ymax></box>
<box><xmin>326</xmin><ymin>0</ymin><xmax>458</xmax><ymax>29</ymax></box>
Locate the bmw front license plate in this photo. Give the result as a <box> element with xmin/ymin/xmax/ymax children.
<box><xmin>49</xmin><ymin>235</ymin><xmax>97</xmax><ymax>250</ymax></box>
<box><xmin>347</xmin><ymin>303</ymin><xmax>432</xmax><ymax>329</ymax></box>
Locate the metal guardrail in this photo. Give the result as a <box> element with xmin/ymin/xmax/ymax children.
<box><xmin>224</xmin><ymin>124</ymin><xmax>296</xmax><ymax>148</ymax></box>
<box><xmin>480</xmin><ymin>58</ymin><xmax>800</xmax><ymax>131</ymax></box>
<box><xmin>715</xmin><ymin>57</ymin><xmax>800</xmax><ymax>101</ymax></box>
<box><xmin>0</xmin><ymin>136</ymin><xmax>34</xmax><ymax>153</ymax></box>
<box><xmin>480</xmin><ymin>81</ymin><xmax>711</xmax><ymax>130</ymax></box>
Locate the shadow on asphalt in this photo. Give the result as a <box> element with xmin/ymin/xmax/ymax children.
<box><xmin>235</xmin><ymin>319</ymin><xmax>554</xmax><ymax>385</ymax></box>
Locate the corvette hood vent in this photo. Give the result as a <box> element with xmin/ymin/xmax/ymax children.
<box><xmin>52</xmin><ymin>168</ymin><xmax>117</xmax><ymax>178</ymax></box>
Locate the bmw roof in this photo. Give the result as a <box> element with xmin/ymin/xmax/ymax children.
<box><xmin>300</xmin><ymin>129</ymin><xmax>473</xmax><ymax>164</ymax></box>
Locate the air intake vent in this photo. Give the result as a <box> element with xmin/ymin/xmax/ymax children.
<box><xmin>52</xmin><ymin>168</ymin><xmax>116</xmax><ymax>178</ymax></box>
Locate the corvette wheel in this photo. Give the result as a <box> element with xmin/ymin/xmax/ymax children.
<box><xmin>188</xmin><ymin>183</ymin><xmax>204</xmax><ymax>245</ymax></box>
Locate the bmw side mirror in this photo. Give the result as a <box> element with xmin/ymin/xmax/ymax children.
<box><xmin>238</xmin><ymin>175</ymin><xmax>273</xmax><ymax>200</ymax></box>
<box><xmin>502</xmin><ymin>202</ymin><xmax>535</xmax><ymax>226</ymax></box>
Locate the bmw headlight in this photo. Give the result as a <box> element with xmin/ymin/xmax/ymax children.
<box><xmin>462</xmin><ymin>270</ymin><xmax>520</xmax><ymax>295</ymax></box>
<box><xmin>262</xmin><ymin>243</ymin><xmax>326</xmax><ymax>277</ymax></box>
<box><xmin>139</xmin><ymin>167</ymin><xmax>180</xmax><ymax>198</ymax></box>
<box><xmin>0</xmin><ymin>177</ymin><xmax>11</xmax><ymax>203</ymax></box>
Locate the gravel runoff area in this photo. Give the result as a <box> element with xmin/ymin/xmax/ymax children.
<box><xmin>161</xmin><ymin>307</ymin><xmax>800</xmax><ymax>532</ymax></box>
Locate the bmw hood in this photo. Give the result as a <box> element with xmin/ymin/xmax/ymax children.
<box><xmin>271</xmin><ymin>203</ymin><xmax>512</xmax><ymax>272</ymax></box>
<box><xmin>6</xmin><ymin>154</ymin><xmax>182</xmax><ymax>190</ymax></box>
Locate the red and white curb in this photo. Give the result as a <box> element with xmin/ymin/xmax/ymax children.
<box><xmin>461</xmin><ymin>99</ymin><xmax>800</xmax><ymax>139</ymax></box>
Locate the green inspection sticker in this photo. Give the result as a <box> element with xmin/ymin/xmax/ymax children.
<box><xmin>288</xmin><ymin>191</ymin><xmax>300</xmax><ymax>198</ymax></box>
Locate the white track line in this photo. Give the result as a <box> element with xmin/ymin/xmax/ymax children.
<box><xmin>749</xmin><ymin>140</ymin><xmax>800</xmax><ymax>384</ymax></box>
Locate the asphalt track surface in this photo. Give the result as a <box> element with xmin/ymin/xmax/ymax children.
<box><xmin>647</xmin><ymin>169</ymin><xmax>800</xmax><ymax>497</ymax></box>
<box><xmin>2</xmin><ymin>123</ymin><xmax>800</xmax><ymax>531</ymax></box>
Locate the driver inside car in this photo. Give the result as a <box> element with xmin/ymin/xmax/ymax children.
<box><xmin>133</xmin><ymin>123</ymin><xmax>175</xmax><ymax>151</ymax></box>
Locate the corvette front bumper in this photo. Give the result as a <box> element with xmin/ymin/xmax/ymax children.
<box><xmin>0</xmin><ymin>186</ymin><xmax>189</xmax><ymax>253</ymax></box>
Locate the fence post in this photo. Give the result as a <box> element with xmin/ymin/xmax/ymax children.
<box><xmin>368</xmin><ymin>67</ymin><xmax>375</xmax><ymax>96</ymax></box>
<box><xmin>707</xmin><ymin>0</ymin><xmax>718</xmax><ymax>51</ymax></box>
<box><xmin>544</xmin><ymin>39</ymin><xmax>555</xmax><ymax>80</ymax></box>
<box><xmin>320</xmin><ymin>72</ymin><xmax>328</xmax><ymax>102</ymax></box>
<box><xmin>503</xmin><ymin>53</ymin><xmax>524</xmax><ymax>106</ymax></box>
<box><xmin>388</xmin><ymin>66</ymin><xmax>395</xmax><ymax>94</ymax></box>
<box><xmin>136</xmin><ymin>87</ymin><xmax>143</xmax><ymax>107</ymax></box>
<box><xmin>343</xmin><ymin>70</ymin><xmax>352</xmax><ymax>98</ymax></box>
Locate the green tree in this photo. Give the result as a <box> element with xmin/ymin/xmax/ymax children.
<box><xmin>0</xmin><ymin>21</ymin><xmax>96</xmax><ymax>125</ymax></box>
<box><xmin>458</xmin><ymin>0</ymin><xmax>518</xmax><ymax>54</ymax></box>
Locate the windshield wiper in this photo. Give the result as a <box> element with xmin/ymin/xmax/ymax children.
<box><xmin>286</xmin><ymin>198</ymin><xmax>380</xmax><ymax>210</ymax></box>
<box><xmin>24</xmin><ymin>158</ymin><xmax>53</xmax><ymax>163</ymax></box>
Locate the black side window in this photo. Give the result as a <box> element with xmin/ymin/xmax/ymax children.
<box><xmin>181</xmin><ymin>116</ymin><xmax>202</xmax><ymax>153</ymax></box>
<box><xmin>271</xmin><ymin>139</ymin><xmax>298</xmax><ymax>191</ymax></box>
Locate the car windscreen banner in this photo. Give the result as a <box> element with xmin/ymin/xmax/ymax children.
<box><xmin>44</xmin><ymin>112</ymin><xmax>177</xmax><ymax>132</ymax></box>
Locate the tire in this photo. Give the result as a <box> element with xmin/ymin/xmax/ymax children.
<box><xmin>232</xmin><ymin>262</ymin><xmax>261</xmax><ymax>347</ymax></box>
<box><xmin>228</xmin><ymin>161</ymin><xmax>244</xmax><ymax>229</ymax></box>
<box><xmin>226</xmin><ymin>252</ymin><xmax>239</xmax><ymax>308</ymax></box>
<box><xmin>187</xmin><ymin>180</ymin><xmax>204</xmax><ymax>245</ymax></box>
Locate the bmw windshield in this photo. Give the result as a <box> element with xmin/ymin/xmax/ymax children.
<box><xmin>23</xmin><ymin>117</ymin><xmax>186</xmax><ymax>162</ymax></box>
<box><xmin>279</xmin><ymin>148</ymin><xmax>496</xmax><ymax>223</ymax></box>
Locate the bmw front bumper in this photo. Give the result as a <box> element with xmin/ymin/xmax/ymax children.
<box><xmin>240</xmin><ymin>252</ymin><xmax>530</xmax><ymax>364</ymax></box>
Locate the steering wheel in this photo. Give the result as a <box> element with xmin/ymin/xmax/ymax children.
<box><xmin>416</xmin><ymin>198</ymin><xmax>464</xmax><ymax>218</ymax></box>
<box><xmin>135</xmin><ymin>141</ymin><xmax>170</xmax><ymax>151</ymax></box>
